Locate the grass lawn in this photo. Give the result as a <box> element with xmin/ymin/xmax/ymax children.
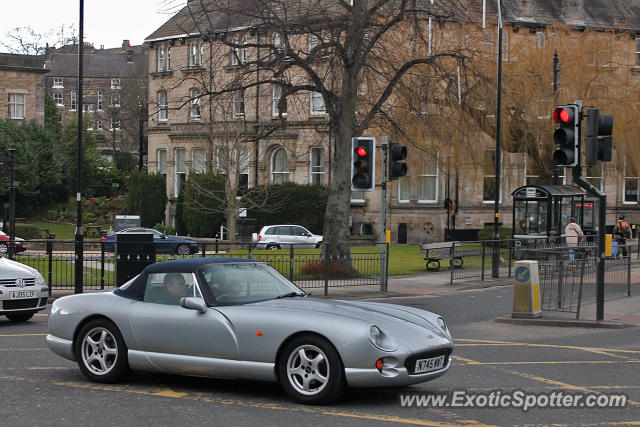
<box><xmin>24</xmin><ymin>219</ymin><xmax>77</xmax><ymax>240</ymax></box>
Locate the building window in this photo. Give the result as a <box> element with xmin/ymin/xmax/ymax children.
<box><xmin>110</xmin><ymin>78</ymin><xmax>121</xmax><ymax>89</ymax></box>
<box><xmin>199</xmin><ymin>41</ymin><xmax>204</xmax><ymax>66</ymax></box>
<box><xmin>231</xmin><ymin>36</ymin><xmax>240</xmax><ymax>65</ymax></box>
<box><xmin>418</xmin><ymin>150</ymin><xmax>438</xmax><ymax>202</ymax></box>
<box><xmin>111</xmin><ymin>92</ymin><xmax>120</xmax><ymax>107</ymax></box>
<box><xmin>240</xmin><ymin>35</ymin><xmax>247</xmax><ymax>64</ymax></box>
<box><xmin>97</xmin><ymin>120</ymin><xmax>103</xmax><ymax>130</ymax></box>
<box><xmin>536</xmin><ymin>31</ymin><xmax>545</xmax><ymax>48</ymax></box>
<box><xmin>97</xmin><ymin>90</ymin><xmax>104</xmax><ymax>110</ymax></box>
<box><xmin>158</xmin><ymin>91</ymin><xmax>167</xmax><ymax>121</ymax></box>
<box><xmin>399</xmin><ymin>179</ymin><xmax>411</xmax><ymax>203</ymax></box>
<box><xmin>310</xmin><ymin>91</ymin><xmax>325</xmax><ymax>115</ymax></box>
<box><xmin>175</xmin><ymin>148</ymin><xmax>186</xmax><ymax>197</ymax></box>
<box><xmin>216</xmin><ymin>147</ymin><xmax>228</xmax><ymax>174</ymax></box>
<box><xmin>233</xmin><ymin>90</ymin><xmax>244</xmax><ymax>118</ymax></box>
<box><xmin>189</xmin><ymin>42</ymin><xmax>197</xmax><ymax>67</ymax></box>
<box><xmin>237</xmin><ymin>147</ymin><xmax>250</xmax><ymax>194</ymax></box>
<box><xmin>192</xmin><ymin>148</ymin><xmax>206</xmax><ymax>173</ymax></box>
<box><xmin>271</xmin><ymin>147</ymin><xmax>289</xmax><ymax>183</ymax></box>
<box><xmin>190</xmin><ymin>88</ymin><xmax>200</xmax><ymax>119</ymax></box>
<box><xmin>272</xmin><ymin>85</ymin><xmax>287</xmax><ymax>117</ymax></box>
<box><xmin>157</xmin><ymin>47</ymin><xmax>164</xmax><ymax>72</ymax></box>
<box><xmin>231</xmin><ymin>36</ymin><xmax>246</xmax><ymax>65</ymax></box>
<box><xmin>70</xmin><ymin>91</ymin><xmax>77</xmax><ymax>111</ymax></box>
<box><xmin>310</xmin><ymin>148</ymin><xmax>324</xmax><ymax>185</ymax></box>
<box><xmin>624</xmin><ymin>162</ymin><xmax>638</xmax><ymax>203</ymax></box>
<box><xmin>166</xmin><ymin>45</ymin><xmax>171</xmax><ymax>70</ymax></box>
<box><xmin>53</xmin><ymin>92</ymin><xmax>63</xmax><ymax>106</ymax></box>
<box><xmin>586</xmin><ymin>165</ymin><xmax>603</xmax><ymax>192</ymax></box>
<box><xmin>8</xmin><ymin>93</ymin><xmax>25</xmax><ymax>119</ymax></box>
<box><xmin>483</xmin><ymin>149</ymin><xmax>501</xmax><ymax>203</ymax></box>
<box><xmin>53</xmin><ymin>77</ymin><xmax>64</xmax><ymax>88</ymax></box>
<box><xmin>110</xmin><ymin>118</ymin><xmax>120</xmax><ymax>130</ymax></box>
<box><xmin>636</xmin><ymin>38</ymin><xmax>640</xmax><ymax>66</ymax></box>
<box><xmin>157</xmin><ymin>149</ymin><xmax>167</xmax><ymax>177</ymax></box>
<box><xmin>272</xmin><ymin>32</ymin><xmax>282</xmax><ymax>57</ymax></box>
<box><xmin>83</xmin><ymin>104</ymin><xmax>94</xmax><ymax>113</ymax></box>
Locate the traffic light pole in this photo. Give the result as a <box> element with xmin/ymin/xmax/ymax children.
<box><xmin>379</xmin><ymin>136</ymin><xmax>388</xmax><ymax>292</ymax></box>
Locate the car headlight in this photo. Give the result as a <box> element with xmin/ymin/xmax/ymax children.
<box><xmin>368</xmin><ymin>325</ymin><xmax>396</xmax><ymax>352</ymax></box>
<box><xmin>437</xmin><ymin>317</ymin><xmax>448</xmax><ymax>332</ymax></box>
<box><xmin>35</xmin><ymin>272</ymin><xmax>46</xmax><ymax>286</ymax></box>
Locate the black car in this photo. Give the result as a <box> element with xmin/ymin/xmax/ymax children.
<box><xmin>102</xmin><ymin>228</ymin><xmax>199</xmax><ymax>255</ymax></box>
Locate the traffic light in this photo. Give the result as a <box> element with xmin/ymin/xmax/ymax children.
<box><xmin>552</xmin><ymin>105</ymin><xmax>580</xmax><ymax>167</ymax></box>
<box><xmin>388</xmin><ymin>142</ymin><xmax>407</xmax><ymax>180</ymax></box>
<box><xmin>585</xmin><ymin>108</ymin><xmax>613</xmax><ymax>166</ymax></box>
<box><xmin>351</xmin><ymin>137</ymin><xmax>375</xmax><ymax>191</ymax></box>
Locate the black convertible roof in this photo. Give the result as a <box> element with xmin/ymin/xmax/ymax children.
<box><xmin>114</xmin><ymin>257</ymin><xmax>261</xmax><ymax>301</ymax></box>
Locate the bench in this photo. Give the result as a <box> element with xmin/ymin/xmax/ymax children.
<box><xmin>419</xmin><ymin>241</ymin><xmax>463</xmax><ymax>271</ymax></box>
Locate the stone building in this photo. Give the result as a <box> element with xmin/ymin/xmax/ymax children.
<box><xmin>0</xmin><ymin>53</ymin><xmax>48</xmax><ymax>125</ymax></box>
<box><xmin>144</xmin><ymin>0</ymin><xmax>640</xmax><ymax>241</ymax></box>
<box><xmin>44</xmin><ymin>41</ymin><xmax>148</xmax><ymax>163</ymax></box>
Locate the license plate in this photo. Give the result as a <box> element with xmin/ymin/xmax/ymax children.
<box><xmin>9</xmin><ymin>290</ymin><xmax>36</xmax><ymax>299</ymax></box>
<box><xmin>414</xmin><ymin>355</ymin><xmax>445</xmax><ymax>374</ymax></box>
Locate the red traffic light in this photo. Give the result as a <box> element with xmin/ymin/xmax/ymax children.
<box><xmin>553</xmin><ymin>107</ymin><xmax>572</xmax><ymax>124</ymax></box>
<box><xmin>355</xmin><ymin>147</ymin><xmax>367</xmax><ymax>157</ymax></box>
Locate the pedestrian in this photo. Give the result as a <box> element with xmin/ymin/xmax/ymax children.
<box><xmin>565</xmin><ymin>216</ymin><xmax>584</xmax><ymax>263</ymax></box>
<box><xmin>613</xmin><ymin>215</ymin><xmax>632</xmax><ymax>258</ymax></box>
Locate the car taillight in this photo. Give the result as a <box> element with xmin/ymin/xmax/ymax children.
<box><xmin>258</xmin><ymin>235</ymin><xmax>262</xmax><ymax>241</ymax></box>
<box><xmin>101</xmin><ymin>236</ymin><xmax>107</xmax><ymax>241</ymax></box>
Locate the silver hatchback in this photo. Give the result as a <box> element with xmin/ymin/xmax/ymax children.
<box><xmin>0</xmin><ymin>257</ymin><xmax>49</xmax><ymax>322</ymax></box>
<box><xmin>252</xmin><ymin>225</ymin><xmax>323</xmax><ymax>249</ymax></box>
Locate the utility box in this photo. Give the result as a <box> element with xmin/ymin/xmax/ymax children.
<box><xmin>512</xmin><ymin>260</ymin><xmax>542</xmax><ymax>318</ymax></box>
<box><xmin>116</xmin><ymin>232</ymin><xmax>155</xmax><ymax>286</ymax></box>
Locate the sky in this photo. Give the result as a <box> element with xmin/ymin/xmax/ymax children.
<box><xmin>0</xmin><ymin>0</ymin><xmax>185</xmax><ymax>51</ymax></box>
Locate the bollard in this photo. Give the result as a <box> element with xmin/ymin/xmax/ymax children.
<box><xmin>512</xmin><ymin>260</ymin><xmax>542</xmax><ymax>318</ymax></box>
<box><xmin>605</xmin><ymin>234</ymin><xmax>613</xmax><ymax>257</ymax></box>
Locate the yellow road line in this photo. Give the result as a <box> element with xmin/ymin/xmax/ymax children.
<box><xmin>51</xmin><ymin>381</ymin><xmax>493</xmax><ymax>427</ymax></box>
<box><xmin>455</xmin><ymin>354</ymin><xmax>640</xmax><ymax>407</ymax></box>
<box><xmin>455</xmin><ymin>338</ymin><xmax>640</xmax><ymax>356</ymax></box>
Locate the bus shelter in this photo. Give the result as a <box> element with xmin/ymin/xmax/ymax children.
<box><xmin>512</xmin><ymin>185</ymin><xmax>590</xmax><ymax>241</ymax></box>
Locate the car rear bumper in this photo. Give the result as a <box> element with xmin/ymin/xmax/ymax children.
<box><xmin>45</xmin><ymin>334</ymin><xmax>76</xmax><ymax>361</ymax></box>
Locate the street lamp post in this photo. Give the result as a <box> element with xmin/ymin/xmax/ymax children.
<box><xmin>138</xmin><ymin>101</ymin><xmax>146</xmax><ymax>171</ymax></box>
<box><xmin>74</xmin><ymin>0</ymin><xmax>85</xmax><ymax>294</ymax></box>
<box><xmin>492</xmin><ymin>0</ymin><xmax>504</xmax><ymax>278</ymax></box>
<box><xmin>8</xmin><ymin>144</ymin><xmax>16</xmax><ymax>260</ymax></box>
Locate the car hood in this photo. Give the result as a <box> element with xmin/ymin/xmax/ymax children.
<box><xmin>255</xmin><ymin>297</ymin><xmax>448</xmax><ymax>338</ymax></box>
<box><xmin>0</xmin><ymin>257</ymin><xmax>39</xmax><ymax>278</ymax></box>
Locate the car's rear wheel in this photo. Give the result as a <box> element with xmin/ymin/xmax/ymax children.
<box><xmin>175</xmin><ymin>244</ymin><xmax>191</xmax><ymax>255</ymax></box>
<box><xmin>75</xmin><ymin>318</ymin><xmax>129</xmax><ymax>383</ymax></box>
<box><xmin>5</xmin><ymin>311</ymin><xmax>35</xmax><ymax>322</ymax></box>
<box><xmin>266</xmin><ymin>244</ymin><xmax>280</xmax><ymax>250</ymax></box>
<box><xmin>278</xmin><ymin>335</ymin><xmax>344</xmax><ymax>404</ymax></box>
<box><xmin>0</xmin><ymin>243</ymin><xmax>7</xmax><ymax>254</ymax></box>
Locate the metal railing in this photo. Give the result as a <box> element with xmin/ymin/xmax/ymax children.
<box><xmin>2</xmin><ymin>239</ymin><xmax>388</xmax><ymax>297</ymax></box>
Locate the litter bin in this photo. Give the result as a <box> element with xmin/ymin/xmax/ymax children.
<box><xmin>612</xmin><ymin>241</ymin><xmax>619</xmax><ymax>258</ymax></box>
<box><xmin>116</xmin><ymin>232</ymin><xmax>156</xmax><ymax>286</ymax></box>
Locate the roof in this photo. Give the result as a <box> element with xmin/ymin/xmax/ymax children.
<box><xmin>146</xmin><ymin>0</ymin><xmax>640</xmax><ymax>42</ymax></box>
<box><xmin>0</xmin><ymin>53</ymin><xmax>48</xmax><ymax>73</ymax></box>
<box><xmin>44</xmin><ymin>49</ymin><xmax>148</xmax><ymax>78</ymax></box>
<box><xmin>512</xmin><ymin>184</ymin><xmax>587</xmax><ymax>198</ymax></box>
<box><xmin>114</xmin><ymin>257</ymin><xmax>263</xmax><ymax>301</ymax></box>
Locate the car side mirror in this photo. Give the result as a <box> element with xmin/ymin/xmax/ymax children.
<box><xmin>180</xmin><ymin>297</ymin><xmax>207</xmax><ymax>314</ymax></box>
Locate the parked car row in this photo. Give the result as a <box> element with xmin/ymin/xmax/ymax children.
<box><xmin>0</xmin><ymin>230</ymin><xmax>27</xmax><ymax>254</ymax></box>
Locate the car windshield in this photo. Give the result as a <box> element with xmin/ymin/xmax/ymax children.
<box><xmin>200</xmin><ymin>263</ymin><xmax>301</xmax><ymax>305</ymax></box>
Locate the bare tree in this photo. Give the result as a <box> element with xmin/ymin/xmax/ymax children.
<box><xmin>2</xmin><ymin>25</ymin><xmax>77</xmax><ymax>54</ymax></box>
<box><xmin>163</xmin><ymin>0</ymin><xmax>469</xmax><ymax>255</ymax></box>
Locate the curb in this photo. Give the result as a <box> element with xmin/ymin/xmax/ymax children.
<box><xmin>494</xmin><ymin>315</ymin><xmax>633</xmax><ymax>329</ymax></box>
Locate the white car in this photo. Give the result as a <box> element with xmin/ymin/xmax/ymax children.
<box><xmin>252</xmin><ymin>225</ymin><xmax>323</xmax><ymax>250</ymax></box>
<box><xmin>0</xmin><ymin>257</ymin><xmax>49</xmax><ymax>322</ymax></box>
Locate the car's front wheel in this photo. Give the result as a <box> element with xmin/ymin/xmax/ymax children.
<box><xmin>278</xmin><ymin>335</ymin><xmax>344</xmax><ymax>404</ymax></box>
<box><xmin>5</xmin><ymin>311</ymin><xmax>35</xmax><ymax>322</ymax></box>
<box><xmin>0</xmin><ymin>243</ymin><xmax>7</xmax><ymax>254</ymax></box>
<box><xmin>75</xmin><ymin>318</ymin><xmax>129</xmax><ymax>383</ymax></box>
<box><xmin>266</xmin><ymin>244</ymin><xmax>280</xmax><ymax>250</ymax></box>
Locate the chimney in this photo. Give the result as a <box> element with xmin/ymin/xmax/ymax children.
<box><xmin>122</xmin><ymin>39</ymin><xmax>130</xmax><ymax>51</ymax></box>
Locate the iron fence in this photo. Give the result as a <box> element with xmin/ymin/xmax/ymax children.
<box><xmin>2</xmin><ymin>239</ymin><xmax>388</xmax><ymax>296</ymax></box>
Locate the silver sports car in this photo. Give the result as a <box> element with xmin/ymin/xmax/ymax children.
<box><xmin>46</xmin><ymin>258</ymin><xmax>452</xmax><ymax>404</ymax></box>
<box><xmin>0</xmin><ymin>257</ymin><xmax>49</xmax><ymax>322</ymax></box>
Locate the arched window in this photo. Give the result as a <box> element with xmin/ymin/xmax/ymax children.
<box><xmin>158</xmin><ymin>90</ymin><xmax>168</xmax><ymax>121</ymax></box>
<box><xmin>189</xmin><ymin>43</ymin><xmax>197</xmax><ymax>67</ymax></box>
<box><xmin>272</xmin><ymin>32</ymin><xmax>282</xmax><ymax>58</ymax></box>
<box><xmin>157</xmin><ymin>47</ymin><xmax>164</xmax><ymax>72</ymax></box>
<box><xmin>271</xmin><ymin>147</ymin><xmax>289</xmax><ymax>184</ymax></box>
<box><xmin>166</xmin><ymin>45</ymin><xmax>171</xmax><ymax>70</ymax></box>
